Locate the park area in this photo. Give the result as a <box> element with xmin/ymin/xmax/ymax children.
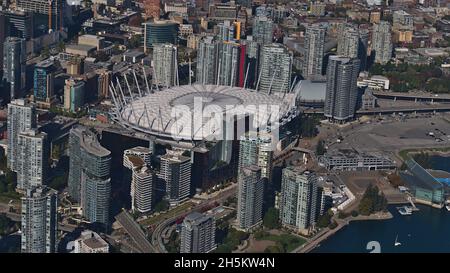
<box><xmin>242</xmin><ymin>230</ymin><xmax>306</xmax><ymax>253</ymax></box>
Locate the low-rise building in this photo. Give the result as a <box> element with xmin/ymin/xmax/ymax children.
<box><xmin>319</xmin><ymin>150</ymin><xmax>396</xmax><ymax>171</ymax></box>
<box><xmin>358</xmin><ymin>75</ymin><xmax>390</xmax><ymax>90</ymax></box>
<box><xmin>400</xmin><ymin>159</ymin><xmax>444</xmax><ymax>208</ymax></box>
<box><xmin>72</xmin><ymin>230</ymin><xmax>109</xmax><ymax>253</ymax></box>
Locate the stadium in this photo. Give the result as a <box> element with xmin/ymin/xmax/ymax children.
<box><xmin>109</xmin><ymin>72</ymin><xmax>300</xmax><ymax>144</ymax></box>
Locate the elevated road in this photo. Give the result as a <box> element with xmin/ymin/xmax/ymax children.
<box><xmin>151</xmin><ymin>184</ymin><xmax>238</xmax><ymax>253</ymax></box>
<box><xmin>115</xmin><ymin>210</ymin><xmax>157</xmax><ymax>253</ymax></box>
<box><xmin>304</xmin><ymin>104</ymin><xmax>450</xmax><ymax>115</ymax></box>
<box><xmin>372</xmin><ymin>91</ymin><xmax>450</xmax><ymax>102</ymax></box>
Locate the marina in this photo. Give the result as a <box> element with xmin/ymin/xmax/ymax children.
<box><xmin>312</xmin><ymin>156</ymin><xmax>450</xmax><ymax>253</ymax></box>
<box><xmin>397</xmin><ymin>206</ymin><xmax>413</xmax><ymax>215</ymax></box>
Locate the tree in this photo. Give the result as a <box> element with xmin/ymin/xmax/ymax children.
<box><xmin>358</xmin><ymin>185</ymin><xmax>387</xmax><ymax>215</ymax></box>
<box><xmin>41</xmin><ymin>46</ymin><xmax>50</xmax><ymax>58</ymax></box>
<box><xmin>328</xmin><ymin>220</ymin><xmax>338</xmax><ymax>229</ymax></box>
<box><xmin>0</xmin><ymin>151</ymin><xmax>7</xmax><ymax>171</ymax></box>
<box><xmin>316</xmin><ymin>209</ymin><xmax>332</xmax><ymax>228</ymax></box>
<box><xmin>57</xmin><ymin>41</ymin><xmax>65</xmax><ymax>52</ymax></box>
<box><xmin>48</xmin><ymin>175</ymin><xmax>67</xmax><ymax>191</ymax></box>
<box><xmin>263</xmin><ymin>207</ymin><xmax>280</xmax><ymax>229</ymax></box>
<box><xmin>129</xmin><ymin>34</ymin><xmax>142</xmax><ymax>49</ymax></box>
<box><xmin>0</xmin><ymin>214</ymin><xmax>17</xmax><ymax>236</ymax></box>
<box><xmin>0</xmin><ymin>179</ymin><xmax>6</xmax><ymax>193</ymax></box>
<box><xmin>300</xmin><ymin>115</ymin><xmax>320</xmax><ymax>137</ymax></box>
<box><xmin>154</xmin><ymin>200</ymin><xmax>169</xmax><ymax>212</ymax></box>
<box><xmin>359</xmin><ymin>197</ymin><xmax>374</xmax><ymax>216</ymax></box>
<box><xmin>264</xmin><ymin>245</ymin><xmax>283</xmax><ymax>253</ymax></box>
<box><xmin>316</xmin><ymin>140</ymin><xmax>326</xmax><ymax>156</ymax></box>
<box><xmin>5</xmin><ymin>170</ymin><xmax>16</xmax><ymax>193</ymax></box>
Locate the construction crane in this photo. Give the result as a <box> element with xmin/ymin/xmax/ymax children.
<box><xmin>48</xmin><ymin>0</ymin><xmax>52</xmax><ymax>32</ymax></box>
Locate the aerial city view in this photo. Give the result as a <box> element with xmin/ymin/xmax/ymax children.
<box><xmin>0</xmin><ymin>0</ymin><xmax>450</xmax><ymax>261</ymax></box>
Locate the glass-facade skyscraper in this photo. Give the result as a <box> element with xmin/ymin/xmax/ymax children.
<box><xmin>7</xmin><ymin>99</ymin><xmax>37</xmax><ymax>172</ymax></box>
<box><xmin>21</xmin><ymin>186</ymin><xmax>58</xmax><ymax>253</ymax></box>
<box><xmin>324</xmin><ymin>56</ymin><xmax>360</xmax><ymax>123</ymax></box>
<box><xmin>68</xmin><ymin>126</ymin><xmax>112</xmax><ymax>228</ymax></box>
<box><xmin>33</xmin><ymin>59</ymin><xmax>55</xmax><ymax>102</ymax></box>
<box><xmin>3</xmin><ymin>36</ymin><xmax>26</xmax><ymax>100</ymax></box>
<box><xmin>236</xmin><ymin>165</ymin><xmax>264</xmax><ymax>231</ymax></box>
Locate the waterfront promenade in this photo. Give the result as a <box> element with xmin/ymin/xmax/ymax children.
<box><xmin>294</xmin><ymin>212</ymin><xmax>393</xmax><ymax>253</ymax></box>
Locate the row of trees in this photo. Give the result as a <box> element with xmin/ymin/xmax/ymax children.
<box><xmin>214</xmin><ymin>228</ymin><xmax>249</xmax><ymax>253</ymax></box>
<box><xmin>369</xmin><ymin>61</ymin><xmax>450</xmax><ymax>94</ymax></box>
<box><xmin>0</xmin><ymin>170</ymin><xmax>18</xmax><ymax>198</ymax></box>
<box><xmin>0</xmin><ymin>214</ymin><xmax>19</xmax><ymax>236</ymax></box>
<box><xmin>300</xmin><ymin>115</ymin><xmax>320</xmax><ymax>138</ymax></box>
<box><xmin>358</xmin><ymin>185</ymin><xmax>388</xmax><ymax>216</ymax></box>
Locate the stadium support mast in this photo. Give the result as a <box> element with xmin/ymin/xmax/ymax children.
<box><xmin>109</xmin><ymin>86</ymin><xmax>121</xmax><ymax>116</ymax></box>
<box><xmin>152</xmin><ymin>66</ymin><xmax>160</xmax><ymax>92</ymax></box>
<box><xmin>230</xmin><ymin>59</ymin><xmax>236</xmax><ymax>87</ymax></box>
<box><xmin>116</xmin><ymin>78</ymin><xmax>127</xmax><ymax>106</ymax></box>
<box><xmin>243</xmin><ymin>63</ymin><xmax>250</xmax><ymax>90</ymax></box>
<box><xmin>175</xmin><ymin>51</ymin><xmax>180</xmax><ymax>87</ymax></box>
<box><xmin>132</xmin><ymin>69</ymin><xmax>143</xmax><ymax>98</ymax></box>
<box><xmin>255</xmin><ymin>68</ymin><xmax>262</xmax><ymax>92</ymax></box>
<box><xmin>142</xmin><ymin>66</ymin><xmax>152</xmax><ymax>94</ymax></box>
<box><xmin>268</xmin><ymin>69</ymin><xmax>277</xmax><ymax>95</ymax></box>
<box><xmin>289</xmin><ymin>76</ymin><xmax>298</xmax><ymax>94</ymax></box>
<box><xmin>188</xmin><ymin>58</ymin><xmax>192</xmax><ymax>85</ymax></box>
<box><xmin>216</xmin><ymin>59</ymin><xmax>221</xmax><ymax>86</ymax></box>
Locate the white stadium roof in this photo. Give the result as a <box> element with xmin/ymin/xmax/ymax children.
<box><xmin>113</xmin><ymin>84</ymin><xmax>298</xmax><ymax>141</ymax></box>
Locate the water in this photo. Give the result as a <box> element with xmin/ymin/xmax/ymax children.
<box><xmin>430</xmin><ymin>155</ymin><xmax>450</xmax><ymax>173</ymax></box>
<box><xmin>313</xmin><ymin>155</ymin><xmax>450</xmax><ymax>253</ymax></box>
<box><xmin>0</xmin><ymin>234</ymin><xmax>20</xmax><ymax>253</ymax></box>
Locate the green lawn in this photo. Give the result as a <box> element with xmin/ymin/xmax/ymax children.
<box><xmin>0</xmin><ymin>193</ymin><xmax>20</xmax><ymax>204</ymax></box>
<box><xmin>399</xmin><ymin>147</ymin><xmax>450</xmax><ymax>161</ymax></box>
<box><xmin>255</xmin><ymin>231</ymin><xmax>306</xmax><ymax>253</ymax></box>
<box><xmin>139</xmin><ymin>201</ymin><xmax>194</xmax><ymax>227</ymax></box>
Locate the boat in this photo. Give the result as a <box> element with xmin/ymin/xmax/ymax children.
<box><xmin>394</xmin><ymin>235</ymin><xmax>401</xmax><ymax>247</ymax></box>
<box><xmin>397</xmin><ymin>206</ymin><xmax>413</xmax><ymax>215</ymax></box>
<box><xmin>445</xmin><ymin>201</ymin><xmax>450</xmax><ymax>211</ymax></box>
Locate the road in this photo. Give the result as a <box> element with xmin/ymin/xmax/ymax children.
<box><xmin>150</xmin><ymin>184</ymin><xmax>238</xmax><ymax>253</ymax></box>
<box><xmin>1</xmin><ymin>209</ymin><xmax>77</xmax><ymax>232</ymax></box>
<box><xmin>115</xmin><ymin>210</ymin><xmax>157</xmax><ymax>253</ymax></box>
<box><xmin>304</xmin><ymin>104</ymin><xmax>450</xmax><ymax>115</ymax></box>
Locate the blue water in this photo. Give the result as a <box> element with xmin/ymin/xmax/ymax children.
<box><xmin>0</xmin><ymin>234</ymin><xmax>20</xmax><ymax>253</ymax></box>
<box><xmin>431</xmin><ymin>155</ymin><xmax>450</xmax><ymax>173</ymax></box>
<box><xmin>312</xmin><ymin>205</ymin><xmax>450</xmax><ymax>253</ymax></box>
<box><xmin>313</xmin><ymin>155</ymin><xmax>450</xmax><ymax>253</ymax></box>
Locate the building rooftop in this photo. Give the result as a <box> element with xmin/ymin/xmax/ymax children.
<box><xmin>117</xmin><ymin>84</ymin><xmax>296</xmax><ymax>140</ymax></box>
<box><xmin>123</xmin><ymin>50</ymin><xmax>145</xmax><ymax>58</ymax></box>
<box><xmin>145</xmin><ymin>20</ymin><xmax>179</xmax><ymax>26</ymax></box>
<box><xmin>79</xmin><ymin>34</ymin><xmax>104</xmax><ymax>41</ymax></box>
<box><xmin>35</xmin><ymin>59</ymin><xmax>55</xmax><ymax>69</ymax></box>
<box><xmin>402</xmin><ymin>159</ymin><xmax>443</xmax><ymax>191</ymax></box>
<box><xmin>294</xmin><ymin>80</ymin><xmax>327</xmax><ymax>102</ymax></box>
<box><xmin>24</xmin><ymin>186</ymin><xmax>57</xmax><ymax>199</ymax></box>
<box><xmin>126</xmin><ymin>154</ymin><xmax>145</xmax><ymax>167</ymax></box>
<box><xmin>183</xmin><ymin>211</ymin><xmax>212</xmax><ymax>225</ymax></box>
<box><xmin>161</xmin><ymin>150</ymin><xmax>190</xmax><ymax>163</ymax></box>
<box><xmin>77</xmin><ymin>230</ymin><xmax>109</xmax><ymax>250</ymax></box>
<box><xmin>72</xmin><ymin>126</ymin><xmax>111</xmax><ymax>158</ymax></box>
<box><xmin>66</xmin><ymin>44</ymin><xmax>97</xmax><ymax>52</ymax></box>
